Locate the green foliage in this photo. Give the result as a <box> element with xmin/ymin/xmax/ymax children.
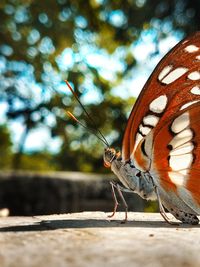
<box><xmin>144</xmin><ymin>201</ymin><xmax>159</xmax><ymax>213</ymax></box>
<box><xmin>16</xmin><ymin>152</ymin><xmax>58</xmax><ymax>171</ymax></box>
<box><xmin>0</xmin><ymin>125</ymin><xmax>13</xmax><ymax>169</ymax></box>
<box><xmin>0</xmin><ymin>0</ymin><xmax>199</xmax><ymax>171</ymax></box>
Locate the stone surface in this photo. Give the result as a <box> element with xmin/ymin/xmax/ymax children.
<box><xmin>0</xmin><ymin>212</ymin><xmax>200</xmax><ymax>267</ymax></box>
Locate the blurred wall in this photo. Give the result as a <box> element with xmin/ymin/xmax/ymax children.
<box><xmin>0</xmin><ymin>171</ymin><xmax>146</xmax><ymax>216</ymax></box>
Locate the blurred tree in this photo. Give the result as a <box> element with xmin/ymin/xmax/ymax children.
<box><xmin>0</xmin><ymin>0</ymin><xmax>199</xmax><ymax>171</ymax></box>
<box><xmin>17</xmin><ymin>151</ymin><xmax>58</xmax><ymax>171</ymax></box>
<box><xmin>0</xmin><ymin>124</ymin><xmax>13</xmax><ymax>169</ymax></box>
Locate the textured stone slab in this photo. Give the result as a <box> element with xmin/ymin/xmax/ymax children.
<box><xmin>0</xmin><ymin>212</ymin><xmax>200</xmax><ymax>267</ymax></box>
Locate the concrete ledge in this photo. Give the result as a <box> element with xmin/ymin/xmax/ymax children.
<box><xmin>0</xmin><ymin>212</ymin><xmax>200</xmax><ymax>267</ymax></box>
<box><xmin>0</xmin><ymin>171</ymin><xmax>145</xmax><ymax>215</ymax></box>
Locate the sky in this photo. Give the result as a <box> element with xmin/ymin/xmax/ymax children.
<box><xmin>0</xmin><ymin>30</ymin><xmax>182</xmax><ymax>153</ymax></box>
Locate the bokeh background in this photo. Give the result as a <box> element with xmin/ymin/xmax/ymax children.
<box><xmin>0</xmin><ymin>0</ymin><xmax>200</xmax><ymax>216</ymax></box>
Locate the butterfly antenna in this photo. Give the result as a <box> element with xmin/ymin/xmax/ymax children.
<box><xmin>65</xmin><ymin>80</ymin><xmax>110</xmax><ymax>147</ymax></box>
<box><xmin>67</xmin><ymin>111</ymin><xmax>108</xmax><ymax>146</ymax></box>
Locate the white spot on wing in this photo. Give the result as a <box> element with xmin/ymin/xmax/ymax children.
<box><xmin>139</xmin><ymin>125</ymin><xmax>151</xmax><ymax>136</ymax></box>
<box><xmin>169</xmin><ymin>142</ymin><xmax>194</xmax><ymax>156</ymax></box>
<box><xmin>191</xmin><ymin>86</ymin><xmax>200</xmax><ymax>95</ymax></box>
<box><xmin>143</xmin><ymin>131</ymin><xmax>153</xmax><ymax>158</ymax></box>
<box><xmin>168</xmin><ymin>172</ymin><xmax>187</xmax><ymax>186</ymax></box>
<box><xmin>169</xmin><ymin>128</ymin><xmax>193</xmax><ymax>149</ymax></box>
<box><xmin>171</xmin><ymin>112</ymin><xmax>190</xmax><ymax>133</ymax></box>
<box><xmin>149</xmin><ymin>95</ymin><xmax>168</xmax><ymax>113</ymax></box>
<box><xmin>158</xmin><ymin>65</ymin><xmax>173</xmax><ymax>81</ymax></box>
<box><xmin>161</xmin><ymin>67</ymin><xmax>188</xmax><ymax>84</ymax></box>
<box><xmin>169</xmin><ymin>153</ymin><xmax>193</xmax><ymax>171</ymax></box>
<box><xmin>179</xmin><ymin>169</ymin><xmax>188</xmax><ymax>175</ymax></box>
<box><xmin>184</xmin><ymin>44</ymin><xmax>199</xmax><ymax>53</ymax></box>
<box><xmin>143</xmin><ymin>115</ymin><xmax>159</xmax><ymax>127</ymax></box>
<box><xmin>188</xmin><ymin>71</ymin><xmax>200</xmax><ymax>80</ymax></box>
<box><xmin>196</xmin><ymin>55</ymin><xmax>200</xmax><ymax>60</ymax></box>
<box><xmin>134</xmin><ymin>133</ymin><xmax>143</xmax><ymax>151</ymax></box>
<box><xmin>180</xmin><ymin>100</ymin><xmax>200</xmax><ymax>110</ymax></box>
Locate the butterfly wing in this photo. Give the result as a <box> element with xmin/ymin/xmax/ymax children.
<box><xmin>122</xmin><ymin>31</ymin><xmax>200</xmax><ymax>167</ymax></box>
<box><xmin>148</xmin><ymin>103</ymin><xmax>200</xmax><ymax>213</ymax></box>
<box><xmin>122</xmin><ymin>31</ymin><xmax>200</xmax><ymax>214</ymax></box>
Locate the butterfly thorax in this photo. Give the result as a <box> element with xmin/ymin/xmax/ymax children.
<box><xmin>104</xmin><ymin>148</ymin><xmax>156</xmax><ymax>200</ymax></box>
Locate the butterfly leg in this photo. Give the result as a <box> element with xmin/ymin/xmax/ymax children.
<box><xmin>108</xmin><ymin>181</ymin><xmax>128</xmax><ymax>223</ymax></box>
<box><xmin>107</xmin><ymin>181</ymin><xmax>119</xmax><ymax>219</ymax></box>
<box><xmin>115</xmin><ymin>183</ymin><xmax>128</xmax><ymax>223</ymax></box>
<box><xmin>152</xmin><ymin>180</ymin><xmax>180</xmax><ymax>225</ymax></box>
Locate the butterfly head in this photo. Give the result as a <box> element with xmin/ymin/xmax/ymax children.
<box><xmin>103</xmin><ymin>148</ymin><xmax>121</xmax><ymax>168</ymax></box>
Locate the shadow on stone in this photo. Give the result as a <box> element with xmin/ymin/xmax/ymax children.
<box><xmin>0</xmin><ymin>217</ymin><xmax>199</xmax><ymax>232</ymax></box>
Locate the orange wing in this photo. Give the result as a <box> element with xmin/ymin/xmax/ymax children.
<box><xmin>148</xmin><ymin>103</ymin><xmax>200</xmax><ymax>212</ymax></box>
<box><xmin>122</xmin><ymin>31</ymin><xmax>200</xmax><ymax>165</ymax></box>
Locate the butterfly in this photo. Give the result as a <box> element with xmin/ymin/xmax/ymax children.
<box><xmin>103</xmin><ymin>31</ymin><xmax>200</xmax><ymax>225</ymax></box>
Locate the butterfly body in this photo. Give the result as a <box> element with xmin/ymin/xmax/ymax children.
<box><xmin>104</xmin><ymin>148</ymin><xmax>156</xmax><ymax>199</ymax></box>
<box><xmin>104</xmin><ymin>32</ymin><xmax>200</xmax><ymax>224</ymax></box>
